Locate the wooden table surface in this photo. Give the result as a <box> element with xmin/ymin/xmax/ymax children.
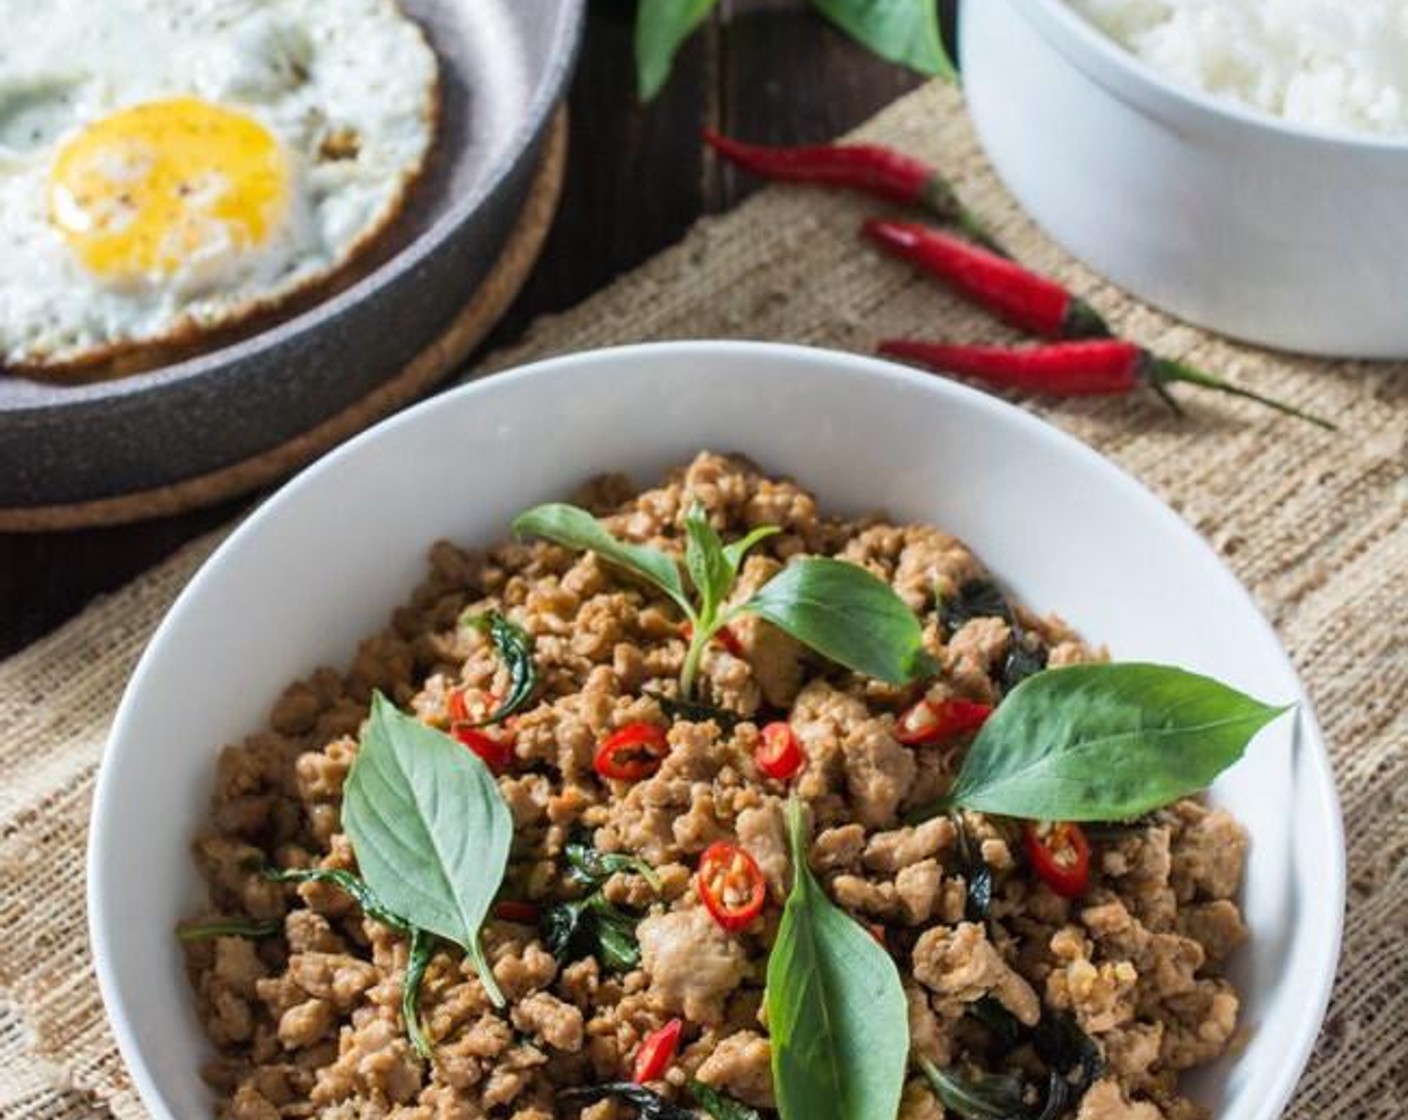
<box><xmin>0</xmin><ymin>2</ymin><xmax>948</xmax><ymax>658</ymax></box>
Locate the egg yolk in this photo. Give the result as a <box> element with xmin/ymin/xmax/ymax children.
<box><xmin>48</xmin><ymin>97</ymin><xmax>289</xmax><ymax>281</ymax></box>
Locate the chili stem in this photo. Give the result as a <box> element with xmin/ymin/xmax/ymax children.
<box><xmin>1153</xmin><ymin>359</ymin><xmax>1336</xmax><ymax>431</ymax></box>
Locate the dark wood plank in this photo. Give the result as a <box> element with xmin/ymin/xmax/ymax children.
<box><xmin>0</xmin><ymin>1</ymin><xmax>953</xmax><ymax>659</ymax></box>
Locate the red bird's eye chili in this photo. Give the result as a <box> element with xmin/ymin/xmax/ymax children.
<box><xmin>594</xmin><ymin>723</ymin><xmax>670</xmax><ymax>782</ymax></box>
<box><xmin>703</xmin><ymin>129</ymin><xmax>1006</xmax><ymax>255</ymax></box>
<box><xmin>491</xmin><ymin>900</ymin><xmax>541</xmax><ymax>924</ymax></box>
<box><xmin>679</xmin><ymin>619</ymin><xmax>746</xmax><ymax>659</ymax></box>
<box><xmin>1023</xmin><ymin>822</ymin><xmax>1092</xmax><ymax>898</ymax></box>
<box><xmin>696</xmin><ymin>841</ymin><xmax>767</xmax><ymax>932</ymax></box>
<box><xmin>452</xmin><ymin>724</ymin><xmax>514</xmax><ymax>773</ymax></box>
<box><xmin>756</xmin><ymin>721</ymin><xmax>806</xmax><ymax>781</ymax></box>
<box><xmin>632</xmin><ymin>1018</ymin><xmax>683</xmax><ymax>1083</ymax></box>
<box><xmin>864</xmin><ymin>219</ymin><xmax>1108</xmax><ymax>340</ymax></box>
<box><xmin>894</xmin><ymin>697</ymin><xmax>994</xmax><ymax>746</ymax></box>
<box><xmin>879</xmin><ymin>339</ymin><xmax>1336</xmax><ymax>430</ymax></box>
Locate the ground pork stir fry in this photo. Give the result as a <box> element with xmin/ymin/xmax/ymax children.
<box><xmin>184</xmin><ymin>452</ymin><xmax>1249</xmax><ymax>1120</ymax></box>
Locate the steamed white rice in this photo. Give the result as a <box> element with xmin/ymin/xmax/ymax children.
<box><xmin>1067</xmin><ymin>0</ymin><xmax>1408</xmax><ymax>137</ymax></box>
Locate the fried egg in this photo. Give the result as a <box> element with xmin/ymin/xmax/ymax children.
<box><xmin>0</xmin><ymin>0</ymin><xmax>439</xmax><ymax>374</ymax></box>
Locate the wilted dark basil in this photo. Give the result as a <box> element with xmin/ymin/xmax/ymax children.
<box><xmin>402</xmin><ymin>927</ymin><xmax>436</xmax><ymax>1059</ymax></box>
<box><xmin>262</xmin><ymin>866</ymin><xmax>410</xmax><ymax>932</ymax></box>
<box><xmin>543</xmin><ymin>893</ymin><xmax>642</xmax><ymax>974</ymax></box>
<box><xmin>917</xmin><ymin>1059</ymin><xmax>1030</xmax><ymax>1119</ymax></box>
<box><xmin>654</xmin><ymin>693</ymin><xmax>744</xmax><ymax>732</ymax></box>
<box><xmin>461</xmin><ymin>610</ymin><xmax>537</xmax><ymax>724</ymax></box>
<box><xmin>564</xmin><ymin>836</ymin><xmax>661</xmax><ymax>892</ymax></box>
<box><xmin>175</xmin><ymin>917</ymin><xmax>281</xmax><ymax>942</ymax></box>
<box><xmin>688</xmin><ymin>1080</ymin><xmax>764</xmax><ymax>1120</ymax></box>
<box><xmin>558</xmin><ymin>1082</ymin><xmax>695</xmax><ymax>1120</ymax></box>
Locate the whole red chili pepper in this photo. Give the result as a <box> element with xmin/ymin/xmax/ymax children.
<box><xmin>879</xmin><ymin>339</ymin><xmax>1335</xmax><ymax>430</ymax></box>
<box><xmin>703</xmin><ymin>129</ymin><xmax>1006</xmax><ymax>255</ymax></box>
<box><xmin>864</xmin><ymin>219</ymin><xmax>1108</xmax><ymax>340</ymax></box>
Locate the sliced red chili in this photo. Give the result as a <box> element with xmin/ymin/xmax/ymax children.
<box><xmin>894</xmin><ymin>697</ymin><xmax>994</xmax><ymax>746</ymax></box>
<box><xmin>447</xmin><ymin>687</ymin><xmax>469</xmax><ymax>723</ymax></box>
<box><xmin>697</xmin><ymin>841</ymin><xmax>767</xmax><ymax>933</ymax></box>
<box><xmin>448</xmin><ymin>687</ymin><xmax>505</xmax><ymax>726</ymax></box>
<box><xmin>756</xmin><ymin>721</ymin><xmax>806</xmax><ymax>781</ymax></box>
<box><xmin>1023</xmin><ymin>821</ymin><xmax>1092</xmax><ymax>899</ymax></box>
<box><xmin>492</xmin><ymin>900</ymin><xmax>541</xmax><ymax>924</ymax></box>
<box><xmin>594</xmin><ymin>723</ymin><xmax>670</xmax><ymax>781</ymax></box>
<box><xmin>632</xmin><ymin>1018</ymin><xmax>683</xmax><ymax>1083</ymax></box>
<box><xmin>679</xmin><ymin>620</ymin><xmax>746</xmax><ymax>659</ymax></box>
<box><xmin>452</xmin><ymin>724</ymin><xmax>514</xmax><ymax>773</ymax></box>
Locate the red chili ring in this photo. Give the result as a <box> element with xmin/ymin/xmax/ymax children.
<box><xmin>696</xmin><ymin>841</ymin><xmax>767</xmax><ymax>933</ymax></box>
<box><xmin>1023</xmin><ymin>821</ymin><xmax>1091</xmax><ymax>899</ymax></box>
<box><xmin>755</xmin><ymin>721</ymin><xmax>806</xmax><ymax>781</ymax></box>
<box><xmin>594</xmin><ymin>723</ymin><xmax>670</xmax><ymax>782</ymax></box>
<box><xmin>632</xmin><ymin>1018</ymin><xmax>683</xmax><ymax>1082</ymax></box>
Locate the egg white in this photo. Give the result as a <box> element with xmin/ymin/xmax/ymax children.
<box><xmin>0</xmin><ymin>0</ymin><xmax>439</xmax><ymax>373</ymax></box>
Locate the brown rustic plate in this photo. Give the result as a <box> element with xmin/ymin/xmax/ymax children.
<box><xmin>0</xmin><ymin>0</ymin><xmax>584</xmax><ymax>510</ymax></box>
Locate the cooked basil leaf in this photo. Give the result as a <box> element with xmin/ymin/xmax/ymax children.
<box><xmin>744</xmin><ymin>557</ymin><xmax>936</xmax><ymax>685</ymax></box>
<box><xmin>767</xmin><ymin>798</ymin><xmax>908</xmax><ymax>1120</ymax></box>
<box><xmin>565</xmin><ymin>836</ymin><xmax>662</xmax><ymax>892</ymax></box>
<box><xmin>262</xmin><ymin>866</ymin><xmax>411</xmax><ymax>933</ymax></box>
<box><xmin>968</xmin><ymin>996</ymin><xmax>1024</xmax><ymax>1051</ymax></box>
<box><xmin>176</xmin><ymin>917</ymin><xmax>281</xmax><ymax>942</ymax></box>
<box><xmin>1001</xmin><ymin>634</ymin><xmax>1049</xmax><ymax>693</ymax></box>
<box><xmin>807</xmin><ymin>0</ymin><xmax>956</xmax><ymax>81</ymax></box>
<box><xmin>514</xmin><ymin>503</ymin><xmax>690</xmax><ymax>615</ymax></box>
<box><xmin>1032</xmin><ymin>1072</ymin><xmax>1073</xmax><ymax>1120</ymax></box>
<box><xmin>559</xmin><ymin>1082</ymin><xmax>696</xmax><ymax>1120</ymax></box>
<box><xmin>939</xmin><ymin>577</ymin><xmax>1012</xmax><ymax>636</ymax></box>
<box><xmin>402</xmin><ymin>927</ymin><xmax>436</xmax><ymax>1060</ymax></box>
<box><xmin>689</xmin><ymin>1080</ymin><xmax>764</xmax><ymax>1120</ymax></box>
<box><xmin>685</xmin><ymin>502</ymin><xmax>733</xmax><ymax>624</ymax></box>
<box><xmin>942</xmin><ymin>664</ymin><xmax>1290</xmax><ymax>822</ymax></box>
<box><xmin>951</xmin><ymin>815</ymin><xmax>993</xmax><ymax>923</ymax></box>
<box><xmin>1032</xmin><ymin>1010</ymin><xmax>1102</xmax><ymax>1089</ymax></box>
<box><xmin>342</xmin><ymin>694</ymin><xmax>513</xmax><ymax>1006</ymax></box>
<box><xmin>462</xmin><ymin>611</ymin><xmax>537</xmax><ymax>723</ymax></box>
<box><xmin>916</xmin><ymin>1057</ymin><xmax>1030</xmax><ymax>1120</ymax></box>
<box><xmin>654</xmin><ymin>693</ymin><xmax>743</xmax><ymax>732</ymax></box>
<box><xmin>543</xmin><ymin>894</ymin><xmax>642</xmax><ymax>974</ymax></box>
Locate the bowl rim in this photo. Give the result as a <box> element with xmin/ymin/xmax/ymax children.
<box><xmin>87</xmin><ymin>340</ymin><xmax>1346</xmax><ymax>1120</ymax></box>
<box><xmin>1014</xmin><ymin>0</ymin><xmax>1408</xmax><ymax>153</ymax></box>
<box><xmin>7</xmin><ymin>0</ymin><xmax>586</xmax><ymax>414</ymax></box>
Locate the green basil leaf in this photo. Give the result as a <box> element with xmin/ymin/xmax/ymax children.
<box><xmin>542</xmin><ymin>894</ymin><xmax>643</xmax><ymax>974</ymax></box>
<box><xmin>744</xmin><ymin>557</ymin><xmax>935</xmax><ymax>685</ymax></box>
<box><xmin>514</xmin><ymin>503</ymin><xmax>690</xmax><ymax>616</ymax></box>
<box><xmin>590</xmin><ymin>896</ymin><xmax>645</xmax><ymax>973</ymax></box>
<box><xmin>807</xmin><ymin>0</ymin><xmax>956</xmax><ymax>81</ymax></box>
<box><xmin>342</xmin><ymin>693</ymin><xmax>513</xmax><ymax>1006</ymax></box>
<box><xmin>634</xmin><ymin>0</ymin><xmax>718</xmax><ymax>101</ymax></box>
<box><xmin>689</xmin><ymin>1080</ymin><xmax>764</xmax><ymax>1120</ymax></box>
<box><xmin>916</xmin><ymin>1057</ymin><xmax>1029</xmax><ymax>1120</ymax></box>
<box><xmin>462</xmin><ymin>610</ymin><xmax>538</xmax><ymax>724</ymax></box>
<box><xmin>176</xmin><ymin>917</ymin><xmax>281</xmax><ymax>942</ymax></box>
<box><xmin>722</xmin><ymin>525</ymin><xmax>781</xmax><ymax>575</ymax></box>
<box><xmin>262</xmin><ymin>866</ymin><xmax>411</xmax><ymax>933</ymax></box>
<box><xmin>402</xmin><ymin>927</ymin><xmax>436</xmax><ymax>1060</ymax></box>
<box><xmin>946</xmin><ymin>664</ymin><xmax>1291</xmax><ymax>822</ymax></box>
<box><xmin>565</xmin><ymin>836</ymin><xmax>662</xmax><ymax>893</ymax></box>
<box><xmin>767</xmin><ymin>798</ymin><xmax>908</xmax><ymax>1120</ymax></box>
<box><xmin>684</xmin><ymin>502</ymin><xmax>734</xmax><ymax>625</ymax></box>
<box><xmin>559</xmin><ymin>1083</ymin><xmax>696</xmax><ymax>1120</ymax></box>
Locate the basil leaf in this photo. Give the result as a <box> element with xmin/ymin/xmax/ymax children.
<box><xmin>767</xmin><ymin>798</ymin><xmax>908</xmax><ymax>1120</ymax></box>
<box><xmin>462</xmin><ymin>611</ymin><xmax>537</xmax><ymax>724</ymax></box>
<box><xmin>591</xmin><ymin>897</ymin><xmax>645</xmax><ymax>973</ymax></box>
<box><xmin>176</xmin><ymin>917</ymin><xmax>281</xmax><ymax>942</ymax></box>
<box><xmin>634</xmin><ymin>0</ymin><xmax>718</xmax><ymax>101</ymax></box>
<box><xmin>968</xmin><ymin>996</ymin><xmax>1024</xmax><ymax>1051</ymax></box>
<box><xmin>939</xmin><ymin>577</ymin><xmax>1012</xmax><ymax>636</ymax></box>
<box><xmin>684</xmin><ymin>502</ymin><xmax>734</xmax><ymax>625</ymax></box>
<box><xmin>952</xmin><ymin>815</ymin><xmax>993</xmax><ymax>922</ymax></box>
<box><xmin>654</xmin><ymin>693</ymin><xmax>743</xmax><ymax>733</ymax></box>
<box><xmin>1032</xmin><ymin>1010</ymin><xmax>1102</xmax><ymax>1089</ymax></box>
<box><xmin>403</xmin><ymin>927</ymin><xmax>436</xmax><ymax>1060</ymax></box>
<box><xmin>542</xmin><ymin>894</ymin><xmax>642</xmax><ymax>974</ymax></box>
<box><xmin>342</xmin><ymin>694</ymin><xmax>513</xmax><ymax>1006</ymax></box>
<box><xmin>744</xmin><ymin>557</ymin><xmax>936</xmax><ymax>685</ymax></box>
<box><xmin>722</xmin><ymin>525</ymin><xmax>781</xmax><ymax>575</ymax></box>
<box><xmin>807</xmin><ymin>0</ymin><xmax>956</xmax><ymax>81</ymax></box>
<box><xmin>565</xmin><ymin>836</ymin><xmax>662</xmax><ymax>892</ymax></box>
<box><xmin>689</xmin><ymin>1080</ymin><xmax>764</xmax><ymax>1120</ymax></box>
<box><xmin>559</xmin><ymin>1083</ymin><xmax>696</xmax><ymax>1120</ymax></box>
<box><xmin>514</xmin><ymin>503</ymin><xmax>690</xmax><ymax>615</ymax></box>
<box><xmin>944</xmin><ymin>664</ymin><xmax>1290</xmax><ymax>822</ymax></box>
<box><xmin>916</xmin><ymin>1057</ymin><xmax>1029</xmax><ymax>1120</ymax></box>
<box><xmin>262</xmin><ymin>866</ymin><xmax>411</xmax><ymax>933</ymax></box>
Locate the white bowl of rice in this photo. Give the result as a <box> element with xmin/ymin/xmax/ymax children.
<box><xmin>961</xmin><ymin>0</ymin><xmax>1408</xmax><ymax>358</ymax></box>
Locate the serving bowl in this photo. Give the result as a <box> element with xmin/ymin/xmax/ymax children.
<box><xmin>961</xmin><ymin>0</ymin><xmax>1408</xmax><ymax>358</ymax></box>
<box><xmin>0</xmin><ymin>0</ymin><xmax>584</xmax><ymax>510</ymax></box>
<box><xmin>89</xmin><ymin>341</ymin><xmax>1343</xmax><ymax>1120</ymax></box>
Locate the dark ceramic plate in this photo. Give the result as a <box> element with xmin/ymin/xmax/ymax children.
<box><xmin>0</xmin><ymin>0</ymin><xmax>583</xmax><ymax>509</ymax></box>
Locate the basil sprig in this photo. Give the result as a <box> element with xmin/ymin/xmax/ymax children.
<box><xmin>911</xmin><ymin>663</ymin><xmax>1290</xmax><ymax>823</ymax></box>
<box><xmin>633</xmin><ymin>0</ymin><xmax>955</xmax><ymax>100</ymax></box>
<box><xmin>766</xmin><ymin>798</ymin><xmax>909</xmax><ymax>1120</ymax></box>
<box><xmin>342</xmin><ymin>693</ymin><xmax>514</xmax><ymax>1007</ymax></box>
<box><xmin>460</xmin><ymin>610</ymin><xmax>537</xmax><ymax>724</ymax></box>
<box><xmin>513</xmin><ymin>502</ymin><xmax>933</xmax><ymax>698</ymax></box>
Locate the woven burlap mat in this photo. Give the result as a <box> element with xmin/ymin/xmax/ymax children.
<box><xmin>1</xmin><ymin>82</ymin><xmax>1403</xmax><ymax>1119</ymax></box>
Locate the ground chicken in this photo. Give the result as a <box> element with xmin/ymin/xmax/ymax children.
<box><xmin>637</xmin><ymin>906</ymin><xmax>749</xmax><ymax>1023</ymax></box>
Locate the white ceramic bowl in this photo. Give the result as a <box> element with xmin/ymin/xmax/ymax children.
<box><xmin>961</xmin><ymin>0</ymin><xmax>1408</xmax><ymax>358</ymax></box>
<box><xmin>89</xmin><ymin>341</ymin><xmax>1343</xmax><ymax>1120</ymax></box>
